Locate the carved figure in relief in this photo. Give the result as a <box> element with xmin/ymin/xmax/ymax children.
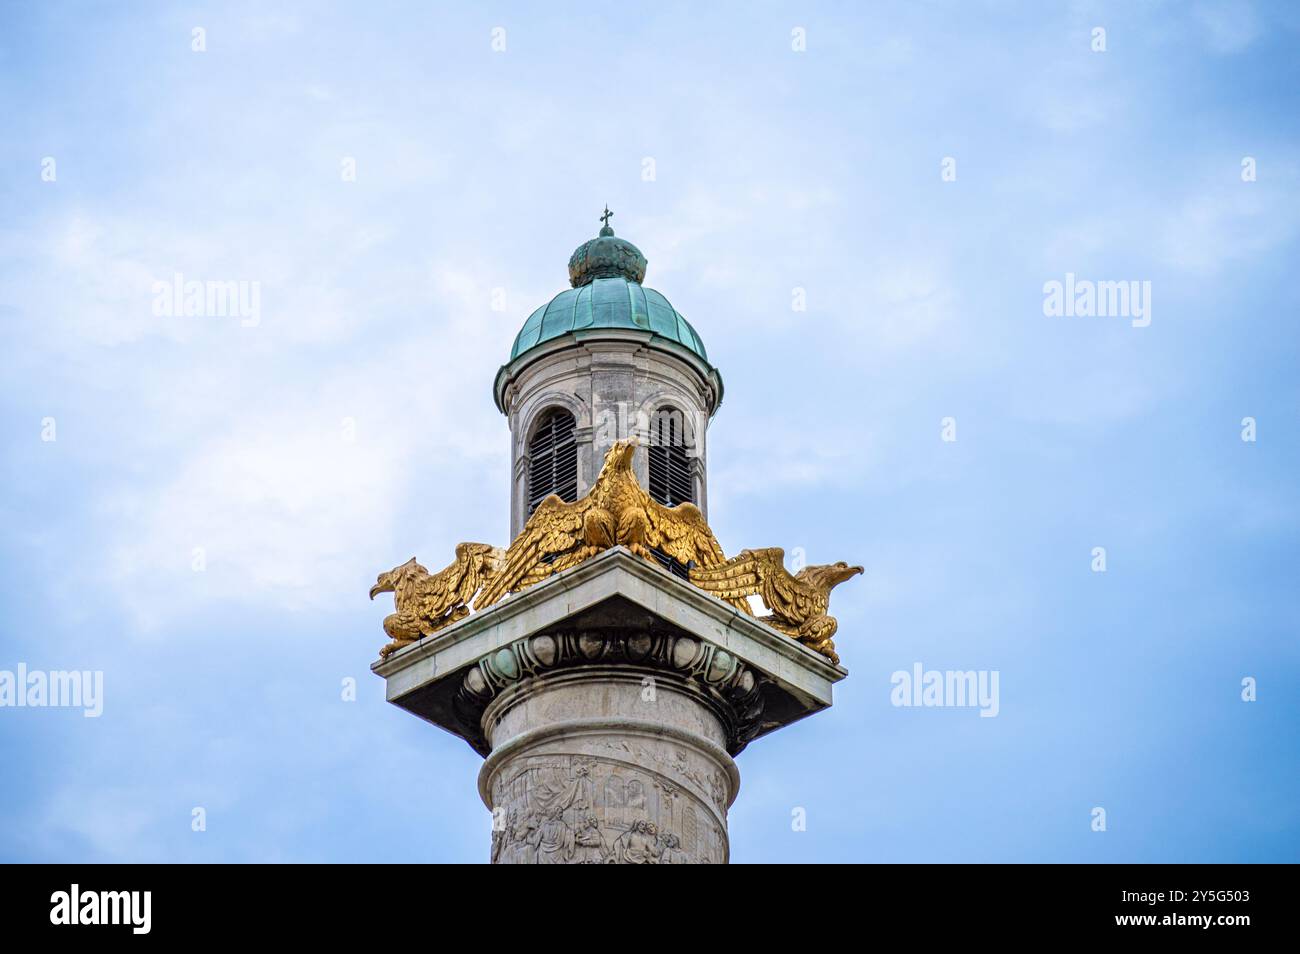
<box><xmin>515</xmin><ymin>811</ymin><xmax>542</xmax><ymax>865</ymax></box>
<box><xmin>529</xmin><ymin>807</ymin><xmax>574</xmax><ymax>863</ymax></box>
<box><xmin>488</xmin><ymin>756</ymin><xmax>724</xmax><ymax>863</ymax></box>
<box><xmin>661</xmin><ymin>832</ymin><xmax>689</xmax><ymax>864</ymax></box>
<box><xmin>572</xmin><ymin>813</ymin><xmax>608</xmax><ymax>863</ymax></box>
<box><xmin>612</xmin><ymin>819</ymin><xmax>662</xmax><ymax>864</ymax></box>
<box><xmin>490</xmin><ymin>808</ymin><xmax>516</xmax><ymax>864</ymax></box>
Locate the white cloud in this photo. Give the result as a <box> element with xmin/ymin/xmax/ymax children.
<box><xmin>1159</xmin><ymin>181</ymin><xmax>1300</xmax><ymax>273</ymax></box>
<box><xmin>15</xmin><ymin>244</ymin><xmax>515</xmax><ymax>632</ymax></box>
<box><xmin>105</xmin><ymin>416</ymin><xmax>408</xmax><ymax>631</ymax></box>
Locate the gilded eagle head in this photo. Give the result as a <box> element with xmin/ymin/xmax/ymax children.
<box><xmin>797</xmin><ymin>561</ymin><xmax>864</xmax><ymax>595</ymax></box>
<box><xmin>369</xmin><ymin>556</ymin><xmax>425</xmax><ymax>600</ymax></box>
<box><xmin>601</xmin><ymin>437</ymin><xmax>638</xmax><ymax>473</ymax></box>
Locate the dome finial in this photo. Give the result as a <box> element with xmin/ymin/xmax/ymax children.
<box><xmin>569</xmin><ymin>210</ymin><xmax>646</xmax><ymax>287</ymax></box>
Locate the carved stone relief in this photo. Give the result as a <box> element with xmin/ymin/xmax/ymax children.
<box><xmin>488</xmin><ymin>754</ymin><xmax>727</xmax><ymax>864</ymax></box>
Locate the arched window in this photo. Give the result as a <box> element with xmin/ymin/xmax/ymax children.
<box><xmin>648</xmin><ymin>407</ymin><xmax>693</xmax><ymax>507</ymax></box>
<box><xmin>527</xmin><ymin>408</ymin><xmax>578</xmax><ymax>513</ymax></box>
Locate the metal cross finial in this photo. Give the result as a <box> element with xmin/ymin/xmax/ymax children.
<box><xmin>600</xmin><ymin>205</ymin><xmax>614</xmax><ymax>228</ymax></box>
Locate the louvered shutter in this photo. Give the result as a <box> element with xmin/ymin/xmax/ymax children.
<box><xmin>648</xmin><ymin>408</ymin><xmax>695</xmax><ymax>579</ymax></box>
<box><xmin>648</xmin><ymin>409</ymin><xmax>694</xmax><ymax>507</ymax></box>
<box><xmin>527</xmin><ymin>410</ymin><xmax>578</xmax><ymax>513</ymax></box>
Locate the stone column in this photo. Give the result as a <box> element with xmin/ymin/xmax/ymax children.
<box><xmin>473</xmin><ymin>630</ymin><xmax>750</xmax><ymax>863</ymax></box>
<box><xmin>371</xmin><ymin>548</ymin><xmax>845</xmax><ymax>864</ymax></box>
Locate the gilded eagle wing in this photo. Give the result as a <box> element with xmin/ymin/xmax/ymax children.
<box><xmin>393</xmin><ymin>559</ymin><xmax>461</xmax><ymax>626</ymax></box>
<box><xmin>688</xmin><ymin>547</ymin><xmax>801</xmax><ymax>618</ymax></box>
<box><xmin>451</xmin><ymin>542</ymin><xmax>503</xmax><ymax>607</ymax></box>
<box><xmin>474</xmin><ymin>495</ymin><xmax>590</xmax><ymax>608</ymax></box>
<box><xmin>643</xmin><ymin>498</ymin><xmax>727</xmax><ymax>570</ymax></box>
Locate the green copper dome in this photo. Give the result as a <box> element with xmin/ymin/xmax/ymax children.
<box><xmin>496</xmin><ymin>212</ymin><xmax>723</xmax><ymax>416</ymax></box>
<box><xmin>508</xmin><ymin>277</ymin><xmax>709</xmax><ymax>363</ymax></box>
<box><xmin>507</xmin><ymin>211</ymin><xmax>712</xmax><ymax>366</ymax></box>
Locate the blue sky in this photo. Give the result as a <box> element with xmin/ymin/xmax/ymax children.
<box><xmin>1</xmin><ymin>1</ymin><xmax>1297</xmax><ymax>862</ymax></box>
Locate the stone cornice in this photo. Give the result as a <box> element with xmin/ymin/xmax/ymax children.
<box><xmin>494</xmin><ymin>330</ymin><xmax>723</xmax><ymax>417</ymax></box>
<box><xmin>371</xmin><ymin>546</ymin><xmax>847</xmax><ymax>687</ymax></box>
<box><xmin>370</xmin><ymin>548</ymin><xmax>848</xmax><ymax>759</ymax></box>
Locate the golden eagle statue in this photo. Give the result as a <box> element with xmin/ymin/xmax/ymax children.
<box><xmin>370</xmin><ymin>439</ymin><xmax>860</xmax><ymax>664</ymax></box>
<box><xmin>369</xmin><ymin>543</ymin><xmax>505</xmax><ymax>658</ymax></box>
<box><xmin>689</xmin><ymin>548</ymin><xmax>862</xmax><ymax>665</ymax></box>
<box><xmin>475</xmin><ymin>438</ymin><xmax>746</xmax><ymax>611</ymax></box>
